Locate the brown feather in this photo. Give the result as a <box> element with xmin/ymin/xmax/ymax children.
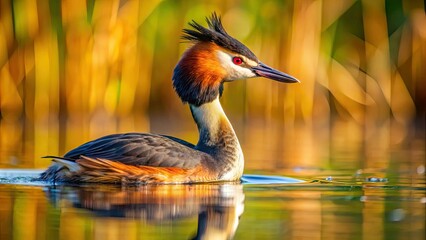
<box><xmin>68</xmin><ymin>156</ymin><xmax>215</xmax><ymax>184</ymax></box>
<box><xmin>180</xmin><ymin>42</ymin><xmax>226</xmax><ymax>87</ymax></box>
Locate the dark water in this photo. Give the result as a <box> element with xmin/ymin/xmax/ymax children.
<box><xmin>0</xmin><ymin>169</ymin><xmax>424</xmax><ymax>240</ymax></box>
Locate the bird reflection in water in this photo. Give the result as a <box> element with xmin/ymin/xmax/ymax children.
<box><xmin>45</xmin><ymin>183</ymin><xmax>244</xmax><ymax>239</ymax></box>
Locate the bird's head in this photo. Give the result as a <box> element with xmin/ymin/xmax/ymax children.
<box><xmin>173</xmin><ymin>13</ymin><xmax>299</xmax><ymax>106</ymax></box>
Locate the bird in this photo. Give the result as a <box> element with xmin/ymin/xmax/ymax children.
<box><xmin>39</xmin><ymin>13</ymin><xmax>299</xmax><ymax>184</ymax></box>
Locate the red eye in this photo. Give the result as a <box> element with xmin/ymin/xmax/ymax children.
<box><xmin>232</xmin><ymin>57</ymin><xmax>243</xmax><ymax>65</ymax></box>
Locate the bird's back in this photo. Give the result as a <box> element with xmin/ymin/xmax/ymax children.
<box><xmin>63</xmin><ymin>133</ymin><xmax>206</xmax><ymax>168</ymax></box>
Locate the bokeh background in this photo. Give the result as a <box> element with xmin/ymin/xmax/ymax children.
<box><xmin>0</xmin><ymin>0</ymin><xmax>425</xmax><ymax>172</ymax></box>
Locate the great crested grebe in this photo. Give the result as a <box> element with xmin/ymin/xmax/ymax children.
<box><xmin>40</xmin><ymin>13</ymin><xmax>299</xmax><ymax>184</ymax></box>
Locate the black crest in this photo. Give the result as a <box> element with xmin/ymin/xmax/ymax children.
<box><xmin>182</xmin><ymin>13</ymin><xmax>258</xmax><ymax>62</ymax></box>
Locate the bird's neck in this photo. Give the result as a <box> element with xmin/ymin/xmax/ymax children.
<box><xmin>190</xmin><ymin>97</ymin><xmax>237</xmax><ymax>149</ymax></box>
<box><xmin>190</xmin><ymin>97</ymin><xmax>244</xmax><ymax>178</ymax></box>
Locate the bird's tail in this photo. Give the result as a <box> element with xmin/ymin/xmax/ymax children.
<box><xmin>39</xmin><ymin>157</ymin><xmax>82</xmax><ymax>182</ymax></box>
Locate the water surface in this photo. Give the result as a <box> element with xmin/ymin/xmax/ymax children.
<box><xmin>0</xmin><ymin>169</ymin><xmax>424</xmax><ymax>240</ymax></box>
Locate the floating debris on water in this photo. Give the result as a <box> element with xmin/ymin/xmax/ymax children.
<box><xmin>388</xmin><ymin>209</ymin><xmax>406</xmax><ymax>222</ymax></box>
<box><xmin>417</xmin><ymin>165</ymin><xmax>425</xmax><ymax>174</ymax></box>
<box><xmin>366</xmin><ymin>177</ymin><xmax>388</xmax><ymax>183</ymax></box>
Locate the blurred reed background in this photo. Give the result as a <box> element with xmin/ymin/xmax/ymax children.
<box><xmin>0</xmin><ymin>0</ymin><xmax>425</xmax><ymax>171</ymax></box>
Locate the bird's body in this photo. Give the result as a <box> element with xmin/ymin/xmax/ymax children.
<box><xmin>40</xmin><ymin>13</ymin><xmax>298</xmax><ymax>184</ymax></box>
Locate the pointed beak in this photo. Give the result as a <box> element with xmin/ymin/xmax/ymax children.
<box><xmin>252</xmin><ymin>62</ymin><xmax>300</xmax><ymax>83</ymax></box>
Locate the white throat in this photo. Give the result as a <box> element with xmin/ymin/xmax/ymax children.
<box><xmin>190</xmin><ymin>97</ymin><xmax>244</xmax><ymax>180</ymax></box>
<box><xmin>190</xmin><ymin>97</ymin><xmax>230</xmax><ymax>144</ymax></box>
